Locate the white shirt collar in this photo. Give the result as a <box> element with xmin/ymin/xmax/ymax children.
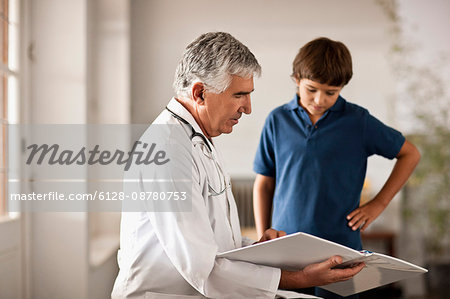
<box><xmin>166</xmin><ymin>98</ymin><xmax>205</xmax><ymax>136</ymax></box>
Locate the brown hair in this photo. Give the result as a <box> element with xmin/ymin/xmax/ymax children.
<box><xmin>292</xmin><ymin>37</ymin><xmax>353</xmax><ymax>86</ymax></box>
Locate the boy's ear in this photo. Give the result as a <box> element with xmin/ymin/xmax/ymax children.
<box><xmin>192</xmin><ymin>82</ymin><xmax>206</xmax><ymax>105</ymax></box>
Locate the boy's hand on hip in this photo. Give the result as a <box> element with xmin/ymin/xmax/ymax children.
<box><xmin>256</xmin><ymin>228</ymin><xmax>287</xmax><ymax>244</ymax></box>
<box><xmin>346</xmin><ymin>199</ymin><xmax>387</xmax><ymax>232</ymax></box>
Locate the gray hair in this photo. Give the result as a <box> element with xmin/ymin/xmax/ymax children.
<box><xmin>173</xmin><ymin>32</ymin><xmax>261</xmax><ymax>97</ymax></box>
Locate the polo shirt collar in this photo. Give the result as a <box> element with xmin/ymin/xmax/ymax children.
<box><xmin>286</xmin><ymin>94</ymin><xmax>345</xmax><ymax>112</ymax></box>
<box><xmin>329</xmin><ymin>95</ymin><xmax>345</xmax><ymax>112</ymax></box>
<box><xmin>286</xmin><ymin>94</ymin><xmax>301</xmax><ymax>111</ymax></box>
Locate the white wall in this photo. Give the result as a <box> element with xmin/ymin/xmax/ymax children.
<box><xmin>29</xmin><ymin>0</ymin><xmax>87</xmax><ymax>124</ymax></box>
<box><xmin>87</xmin><ymin>0</ymin><xmax>130</xmax><ymax>124</ymax></box>
<box><xmin>23</xmin><ymin>0</ymin><xmax>129</xmax><ymax>298</ymax></box>
<box><xmin>0</xmin><ymin>218</ymin><xmax>22</xmax><ymax>299</ymax></box>
<box><xmin>27</xmin><ymin>0</ymin><xmax>89</xmax><ymax>297</ymax></box>
<box><xmin>86</xmin><ymin>0</ymin><xmax>129</xmax><ymax>245</ymax></box>
<box><xmin>393</xmin><ymin>0</ymin><xmax>450</xmax><ymax>296</ymax></box>
<box><xmin>130</xmin><ymin>0</ymin><xmax>396</xmax><ymax>186</ymax></box>
<box><xmin>130</xmin><ymin>0</ymin><xmax>400</xmax><ymax>233</ymax></box>
<box><xmin>395</xmin><ymin>0</ymin><xmax>450</xmax><ymax>133</ymax></box>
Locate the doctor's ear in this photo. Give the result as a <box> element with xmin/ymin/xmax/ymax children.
<box><xmin>192</xmin><ymin>82</ymin><xmax>206</xmax><ymax>104</ymax></box>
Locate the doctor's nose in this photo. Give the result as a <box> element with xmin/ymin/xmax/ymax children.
<box><xmin>239</xmin><ymin>96</ymin><xmax>252</xmax><ymax>114</ymax></box>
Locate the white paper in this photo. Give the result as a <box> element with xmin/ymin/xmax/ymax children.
<box><xmin>218</xmin><ymin>232</ymin><xmax>427</xmax><ymax>296</ymax></box>
<box><xmin>275</xmin><ymin>289</ymin><xmax>322</xmax><ymax>298</ymax></box>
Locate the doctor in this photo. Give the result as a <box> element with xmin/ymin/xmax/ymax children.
<box><xmin>111</xmin><ymin>32</ymin><xmax>364</xmax><ymax>299</ymax></box>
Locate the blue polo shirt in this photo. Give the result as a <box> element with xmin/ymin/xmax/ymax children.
<box><xmin>254</xmin><ymin>94</ymin><xmax>405</xmax><ymax>250</ymax></box>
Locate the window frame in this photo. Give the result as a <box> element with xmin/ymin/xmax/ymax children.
<box><xmin>0</xmin><ymin>0</ymin><xmax>9</xmax><ymax>216</ymax></box>
<box><xmin>1</xmin><ymin>0</ymin><xmax>20</xmax><ymax>216</ymax></box>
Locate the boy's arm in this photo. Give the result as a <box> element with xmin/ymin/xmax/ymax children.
<box><xmin>253</xmin><ymin>174</ymin><xmax>275</xmax><ymax>238</ymax></box>
<box><xmin>347</xmin><ymin>139</ymin><xmax>421</xmax><ymax>231</ymax></box>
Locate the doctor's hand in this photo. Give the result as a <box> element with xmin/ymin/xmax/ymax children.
<box><xmin>256</xmin><ymin>229</ymin><xmax>286</xmax><ymax>244</ymax></box>
<box><xmin>347</xmin><ymin>198</ymin><xmax>387</xmax><ymax>232</ymax></box>
<box><xmin>279</xmin><ymin>256</ymin><xmax>365</xmax><ymax>289</ymax></box>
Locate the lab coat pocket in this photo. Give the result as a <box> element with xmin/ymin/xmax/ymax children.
<box><xmin>144</xmin><ymin>291</ymin><xmax>204</xmax><ymax>299</ymax></box>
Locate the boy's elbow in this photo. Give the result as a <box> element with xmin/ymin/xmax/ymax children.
<box><xmin>415</xmin><ymin>146</ymin><xmax>421</xmax><ymax>161</ymax></box>
<box><xmin>409</xmin><ymin>142</ymin><xmax>421</xmax><ymax>166</ymax></box>
<box><xmin>399</xmin><ymin>140</ymin><xmax>421</xmax><ymax>166</ymax></box>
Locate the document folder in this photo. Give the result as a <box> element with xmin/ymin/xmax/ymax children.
<box><xmin>218</xmin><ymin>232</ymin><xmax>427</xmax><ymax>296</ymax></box>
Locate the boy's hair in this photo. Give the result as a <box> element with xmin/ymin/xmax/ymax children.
<box><xmin>292</xmin><ymin>37</ymin><xmax>353</xmax><ymax>87</ymax></box>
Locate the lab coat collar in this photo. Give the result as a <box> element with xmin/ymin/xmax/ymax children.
<box><xmin>166</xmin><ymin>98</ymin><xmax>206</xmax><ymax>137</ymax></box>
<box><xmin>167</xmin><ymin>98</ymin><xmax>242</xmax><ymax>248</ymax></box>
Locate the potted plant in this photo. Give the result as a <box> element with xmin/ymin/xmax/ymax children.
<box><xmin>377</xmin><ymin>0</ymin><xmax>450</xmax><ymax>296</ymax></box>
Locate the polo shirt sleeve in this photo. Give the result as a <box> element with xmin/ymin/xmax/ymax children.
<box><xmin>253</xmin><ymin>114</ymin><xmax>276</xmax><ymax>177</ymax></box>
<box><xmin>363</xmin><ymin>112</ymin><xmax>405</xmax><ymax>159</ymax></box>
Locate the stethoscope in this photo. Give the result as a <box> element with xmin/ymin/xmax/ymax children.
<box><xmin>165</xmin><ymin>107</ymin><xmax>212</xmax><ymax>152</ymax></box>
<box><xmin>165</xmin><ymin>107</ymin><xmax>231</xmax><ymax>196</ymax></box>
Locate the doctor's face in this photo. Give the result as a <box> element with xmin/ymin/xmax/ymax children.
<box><xmin>297</xmin><ymin>79</ymin><xmax>342</xmax><ymax>123</ymax></box>
<box><xmin>202</xmin><ymin>75</ymin><xmax>253</xmax><ymax>137</ymax></box>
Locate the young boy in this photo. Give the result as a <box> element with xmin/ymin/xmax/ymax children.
<box><xmin>253</xmin><ymin>37</ymin><xmax>420</xmax><ymax>297</ymax></box>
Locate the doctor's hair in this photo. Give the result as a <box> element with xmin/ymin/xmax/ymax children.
<box><xmin>173</xmin><ymin>32</ymin><xmax>261</xmax><ymax>97</ymax></box>
<box><xmin>292</xmin><ymin>37</ymin><xmax>353</xmax><ymax>87</ymax></box>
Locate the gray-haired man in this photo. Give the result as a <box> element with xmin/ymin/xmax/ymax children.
<box><xmin>112</xmin><ymin>32</ymin><xmax>364</xmax><ymax>299</ymax></box>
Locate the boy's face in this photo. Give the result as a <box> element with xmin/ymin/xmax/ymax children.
<box><xmin>296</xmin><ymin>79</ymin><xmax>343</xmax><ymax>121</ymax></box>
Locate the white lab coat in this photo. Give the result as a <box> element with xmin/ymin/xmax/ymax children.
<box><xmin>111</xmin><ymin>99</ymin><xmax>281</xmax><ymax>299</ymax></box>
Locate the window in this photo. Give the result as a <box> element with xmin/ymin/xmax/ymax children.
<box><xmin>0</xmin><ymin>0</ymin><xmax>19</xmax><ymax>216</ymax></box>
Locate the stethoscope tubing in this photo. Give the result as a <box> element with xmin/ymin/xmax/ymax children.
<box><xmin>165</xmin><ymin>106</ymin><xmax>229</xmax><ymax>197</ymax></box>
<box><xmin>165</xmin><ymin>106</ymin><xmax>212</xmax><ymax>152</ymax></box>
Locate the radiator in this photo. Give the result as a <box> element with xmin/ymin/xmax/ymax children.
<box><xmin>231</xmin><ymin>178</ymin><xmax>255</xmax><ymax>227</ymax></box>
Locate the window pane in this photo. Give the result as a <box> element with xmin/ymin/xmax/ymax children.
<box><xmin>8</xmin><ymin>75</ymin><xmax>17</xmax><ymax>122</ymax></box>
<box><xmin>0</xmin><ymin>172</ymin><xmax>6</xmax><ymax>213</ymax></box>
<box><xmin>2</xmin><ymin>19</ymin><xmax>7</xmax><ymax>66</ymax></box>
<box><xmin>0</xmin><ymin>122</ymin><xmax>4</xmax><ymax>170</ymax></box>
<box><xmin>0</xmin><ymin>19</ymin><xmax>4</xmax><ymax>65</ymax></box>
<box><xmin>0</xmin><ymin>1</ymin><xmax>4</xmax><ymax>22</ymax></box>
<box><xmin>8</xmin><ymin>0</ymin><xmax>18</xmax><ymax>25</ymax></box>
<box><xmin>8</xmin><ymin>23</ymin><xmax>17</xmax><ymax>71</ymax></box>
<box><xmin>0</xmin><ymin>73</ymin><xmax>6</xmax><ymax>119</ymax></box>
<box><xmin>0</xmin><ymin>78</ymin><xmax>3</xmax><ymax>118</ymax></box>
<box><xmin>0</xmin><ymin>118</ymin><xmax>6</xmax><ymax>213</ymax></box>
<box><xmin>0</xmin><ymin>0</ymin><xmax>13</xmax><ymax>216</ymax></box>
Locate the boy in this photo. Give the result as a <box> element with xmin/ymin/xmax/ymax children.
<box><xmin>253</xmin><ymin>37</ymin><xmax>420</xmax><ymax>298</ymax></box>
